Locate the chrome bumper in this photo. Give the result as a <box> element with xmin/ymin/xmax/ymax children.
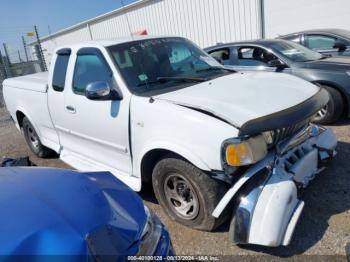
<box><xmin>213</xmin><ymin>125</ymin><xmax>337</xmax><ymax>247</ymax></box>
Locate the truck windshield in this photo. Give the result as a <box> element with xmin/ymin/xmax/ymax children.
<box><xmin>107</xmin><ymin>37</ymin><xmax>233</xmax><ymax>95</ymax></box>
<box><xmin>271</xmin><ymin>41</ymin><xmax>323</xmax><ymax>62</ymax></box>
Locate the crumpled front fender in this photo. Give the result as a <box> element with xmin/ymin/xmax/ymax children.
<box><xmin>248</xmin><ymin>172</ymin><xmax>301</xmax><ymax>246</ymax></box>
<box><xmin>215</xmin><ymin>125</ymin><xmax>336</xmax><ymax>247</ymax></box>
<box><xmin>229</xmin><ymin>167</ymin><xmax>302</xmax><ymax>246</ymax></box>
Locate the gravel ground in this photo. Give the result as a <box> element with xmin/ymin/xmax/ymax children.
<box><xmin>0</xmin><ymin>106</ymin><xmax>349</xmax><ymax>260</ymax></box>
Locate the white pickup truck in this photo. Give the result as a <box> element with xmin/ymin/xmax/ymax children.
<box><xmin>3</xmin><ymin>36</ymin><xmax>337</xmax><ymax>247</ymax></box>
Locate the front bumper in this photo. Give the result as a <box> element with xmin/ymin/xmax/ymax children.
<box><xmin>213</xmin><ymin>125</ymin><xmax>337</xmax><ymax>247</ymax></box>
<box><xmin>153</xmin><ymin>225</ymin><xmax>175</xmax><ymax>256</ymax></box>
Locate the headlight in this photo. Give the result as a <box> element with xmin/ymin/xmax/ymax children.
<box><xmin>222</xmin><ymin>134</ymin><xmax>268</xmax><ymax>167</ymax></box>
<box><xmin>137</xmin><ymin>206</ymin><xmax>163</xmax><ymax>255</ymax></box>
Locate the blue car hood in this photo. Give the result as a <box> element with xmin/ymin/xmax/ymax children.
<box><xmin>0</xmin><ymin>167</ymin><xmax>146</xmax><ymax>256</ymax></box>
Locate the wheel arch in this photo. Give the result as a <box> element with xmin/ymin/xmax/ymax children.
<box><xmin>312</xmin><ymin>80</ymin><xmax>348</xmax><ymax>115</ymax></box>
<box><xmin>14</xmin><ymin>108</ymin><xmax>43</xmax><ymax>139</ymax></box>
<box><xmin>16</xmin><ymin>110</ymin><xmax>26</xmax><ymax>127</ymax></box>
<box><xmin>138</xmin><ymin>145</ymin><xmax>211</xmax><ymax>183</ymax></box>
<box><xmin>15</xmin><ymin>108</ymin><xmax>36</xmax><ymax>129</ymax></box>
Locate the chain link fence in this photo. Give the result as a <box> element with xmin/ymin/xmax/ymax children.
<box><xmin>0</xmin><ymin>26</ymin><xmax>48</xmax><ymax>108</ymax></box>
<box><xmin>0</xmin><ymin>60</ymin><xmax>43</xmax><ymax>107</ymax></box>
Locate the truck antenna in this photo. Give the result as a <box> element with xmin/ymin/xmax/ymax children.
<box><xmin>120</xmin><ymin>0</ymin><xmax>134</xmax><ymax>40</ymax></box>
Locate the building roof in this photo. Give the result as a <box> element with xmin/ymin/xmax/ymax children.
<box><xmin>29</xmin><ymin>0</ymin><xmax>152</xmax><ymax>46</ymax></box>
<box><xmin>54</xmin><ymin>35</ymin><xmax>178</xmax><ymax>49</ymax></box>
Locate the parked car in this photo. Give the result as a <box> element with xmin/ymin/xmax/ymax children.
<box><xmin>0</xmin><ymin>162</ymin><xmax>173</xmax><ymax>257</ymax></box>
<box><xmin>3</xmin><ymin>36</ymin><xmax>337</xmax><ymax>247</ymax></box>
<box><xmin>278</xmin><ymin>29</ymin><xmax>350</xmax><ymax>57</ymax></box>
<box><xmin>205</xmin><ymin>39</ymin><xmax>350</xmax><ymax>124</ymax></box>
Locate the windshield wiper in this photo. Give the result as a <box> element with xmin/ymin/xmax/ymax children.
<box><xmin>157</xmin><ymin>76</ymin><xmax>208</xmax><ymax>82</ymax></box>
<box><xmin>196</xmin><ymin>66</ymin><xmax>236</xmax><ymax>73</ymax></box>
<box><xmin>137</xmin><ymin>76</ymin><xmax>208</xmax><ymax>87</ymax></box>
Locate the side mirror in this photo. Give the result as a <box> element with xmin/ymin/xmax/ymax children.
<box><xmin>333</xmin><ymin>40</ymin><xmax>347</xmax><ymax>52</ymax></box>
<box><xmin>85</xmin><ymin>81</ymin><xmax>122</xmax><ymax>101</ymax></box>
<box><xmin>267</xmin><ymin>59</ymin><xmax>287</xmax><ymax>69</ymax></box>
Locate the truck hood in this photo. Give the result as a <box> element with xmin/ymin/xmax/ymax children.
<box><xmin>155</xmin><ymin>72</ymin><xmax>322</xmax><ymax>131</ymax></box>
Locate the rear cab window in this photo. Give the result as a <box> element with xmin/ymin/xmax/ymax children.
<box><xmin>52</xmin><ymin>48</ymin><xmax>71</xmax><ymax>92</ymax></box>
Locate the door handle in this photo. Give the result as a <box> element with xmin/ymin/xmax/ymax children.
<box><xmin>66</xmin><ymin>105</ymin><xmax>76</xmax><ymax>114</ymax></box>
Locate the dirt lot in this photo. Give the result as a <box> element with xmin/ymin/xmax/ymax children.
<box><xmin>0</xmin><ymin>106</ymin><xmax>349</xmax><ymax>260</ymax></box>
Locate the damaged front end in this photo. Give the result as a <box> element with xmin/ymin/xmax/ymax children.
<box><xmin>213</xmin><ymin>124</ymin><xmax>337</xmax><ymax>247</ymax></box>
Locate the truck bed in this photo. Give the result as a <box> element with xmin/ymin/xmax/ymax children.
<box><xmin>3</xmin><ymin>72</ymin><xmax>49</xmax><ymax>93</ymax></box>
<box><xmin>2</xmin><ymin>71</ymin><xmax>60</xmax><ymax>153</ymax></box>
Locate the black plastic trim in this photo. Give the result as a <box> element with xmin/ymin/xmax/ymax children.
<box><xmin>206</xmin><ymin>170</ymin><xmax>235</xmax><ymax>185</ymax></box>
<box><xmin>56</xmin><ymin>48</ymin><xmax>71</xmax><ymax>55</ymax></box>
<box><xmin>239</xmin><ymin>88</ymin><xmax>329</xmax><ymax>136</ymax></box>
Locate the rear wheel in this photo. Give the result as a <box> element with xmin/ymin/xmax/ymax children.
<box><xmin>152</xmin><ymin>154</ymin><xmax>229</xmax><ymax>231</ymax></box>
<box><xmin>313</xmin><ymin>85</ymin><xmax>344</xmax><ymax>125</ymax></box>
<box><xmin>22</xmin><ymin>117</ymin><xmax>55</xmax><ymax>158</ymax></box>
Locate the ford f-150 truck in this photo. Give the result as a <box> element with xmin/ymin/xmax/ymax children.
<box><xmin>3</xmin><ymin>36</ymin><xmax>337</xmax><ymax>247</ymax></box>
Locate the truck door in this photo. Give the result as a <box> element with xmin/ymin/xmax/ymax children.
<box><xmin>59</xmin><ymin>47</ymin><xmax>132</xmax><ymax>175</ymax></box>
<box><xmin>47</xmin><ymin>48</ymin><xmax>71</xmax><ymax>150</ymax></box>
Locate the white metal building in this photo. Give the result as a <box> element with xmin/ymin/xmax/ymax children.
<box><xmin>32</xmin><ymin>0</ymin><xmax>350</xmax><ymax>66</ymax></box>
<box><xmin>264</xmin><ymin>0</ymin><xmax>350</xmax><ymax>38</ymax></box>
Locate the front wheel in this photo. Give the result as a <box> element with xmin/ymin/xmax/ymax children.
<box><xmin>152</xmin><ymin>155</ymin><xmax>229</xmax><ymax>231</ymax></box>
<box><xmin>313</xmin><ymin>85</ymin><xmax>344</xmax><ymax>125</ymax></box>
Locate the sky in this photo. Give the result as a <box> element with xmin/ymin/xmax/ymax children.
<box><xmin>0</xmin><ymin>0</ymin><xmax>135</xmax><ymax>61</ymax></box>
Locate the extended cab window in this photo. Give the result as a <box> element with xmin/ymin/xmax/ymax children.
<box><xmin>52</xmin><ymin>50</ymin><xmax>70</xmax><ymax>92</ymax></box>
<box><xmin>73</xmin><ymin>52</ymin><xmax>112</xmax><ymax>94</ymax></box>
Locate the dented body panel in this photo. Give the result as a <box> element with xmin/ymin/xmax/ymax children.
<box><xmin>155</xmin><ymin>72</ymin><xmax>320</xmax><ymax>129</ymax></box>
<box><xmin>213</xmin><ymin>125</ymin><xmax>337</xmax><ymax>246</ymax></box>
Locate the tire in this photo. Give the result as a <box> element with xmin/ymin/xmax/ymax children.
<box><xmin>22</xmin><ymin>117</ymin><xmax>55</xmax><ymax>158</ymax></box>
<box><xmin>152</xmin><ymin>154</ymin><xmax>229</xmax><ymax>231</ymax></box>
<box><xmin>313</xmin><ymin>85</ymin><xmax>344</xmax><ymax>125</ymax></box>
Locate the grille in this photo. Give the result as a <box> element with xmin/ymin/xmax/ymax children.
<box><xmin>270</xmin><ymin>119</ymin><xmax>309</xmax><ymax>146</ymax></box>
